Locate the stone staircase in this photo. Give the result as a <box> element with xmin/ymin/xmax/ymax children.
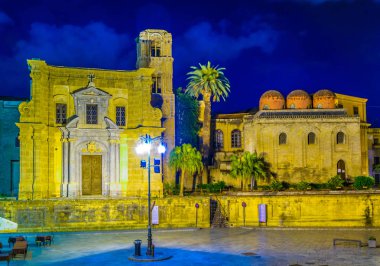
<box><xmin>211</xmin><ymin>197</ymin><xmax>229</xmax><ymax>228</ymax></box>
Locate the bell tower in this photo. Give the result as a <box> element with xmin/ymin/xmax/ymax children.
<box><xmin>136</xmin><ymin>29</ymin><xmax>175</xmax><ymax>183</ymax></box>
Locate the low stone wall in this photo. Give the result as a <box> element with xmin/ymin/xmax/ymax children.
<box><xmin>0</xmin><ymin>192</ymin><xmax>380</xmax><ymax>232</ymax></box>
<box><xmin>221</xmin><ymin>191</ymin><xmax>380</xmax><ymax>227</ymax></box>
<box><xmin>0</xmin><ymin>197</ymin><xmax>210</xmax><ymax>232</ymax></box>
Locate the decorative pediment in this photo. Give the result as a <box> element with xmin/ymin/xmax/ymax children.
<box><xmin>72</xmin><ymin>86</ymin><xmax>111</xmax><ymax>98</ymax></box>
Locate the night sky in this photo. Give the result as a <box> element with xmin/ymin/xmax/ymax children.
<box><xmin>1</xmin><ymin>0</ymin><xmax>380</xmax><ymax>125</ymax></box>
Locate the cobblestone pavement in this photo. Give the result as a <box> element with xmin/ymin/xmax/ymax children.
<box><xmin>1</xmin><ymin>227</ymin><xmax>380</xmax><ymax>265</ymax></box>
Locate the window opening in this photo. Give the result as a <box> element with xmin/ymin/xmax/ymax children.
<box><xmin>56</xmin><ymin>103</ymin><xmax>67</xmax><ymax>124</ymax></box>
<box><xmin>231</xmin><ymin>130</ymin><xmax>241</xmax><ymax>148</ymax></box>
<box><xmin>86</xmin><ymin>104</ymin><xmax>98</xmax><ymax>124</ymax></box>
<box><xmin>116</xmin><ymin>106</ymin><xmax>126</xmax><ymax>126</ymax></box>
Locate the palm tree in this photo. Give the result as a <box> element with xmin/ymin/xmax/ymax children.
<box><xmin>185</xmin><ymin>61</ymin><xmax>230</xmax><ymax>183</ymax></box>
<box><xmin>230</xmin><ymin>151</ymin><xmax>273</xmax><ymax>191</ymax></box>
<box><xmin>169</xmin><ymin>144</ymin><xmax>203</xmax><ymax>196</ymax></box>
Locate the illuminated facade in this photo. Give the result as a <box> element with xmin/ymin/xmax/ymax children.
<box><xmin>211</xmin><ymin>89</ymin><xmax>373</xmax><ymax>187</ymax></box>
<box><xmin>16</xmin><ymin>29</ymin><xmax>174</xmax><ymax>199</ymax></box>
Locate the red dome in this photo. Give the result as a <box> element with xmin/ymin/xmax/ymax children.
<box><xmin>259</xmin><ymin>90</ymin><xmax>285</xmax><ymax>110</ymax></box>
<box><xmin>286</xmin><ymin>90</ymin><xmax>312</xmax><ymax>109</ymax></box>
<box><xmin>313</xmin><ymin>89</ymin><xmax>336</xmax><ymax>109</ymax></box>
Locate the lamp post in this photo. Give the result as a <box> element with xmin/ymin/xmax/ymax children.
<box><xmin>135</xmin><ymin>134</ymin><xmax>166</xmax><ymax>256</ymax></box>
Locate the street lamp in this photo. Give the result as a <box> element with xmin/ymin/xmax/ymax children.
<box><xmin>135</xmin><ymin>134</ymin><xmax>166</xmax><ymax>257</ymax></box>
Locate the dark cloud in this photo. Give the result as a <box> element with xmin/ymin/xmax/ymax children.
<box><xmin>174</xmin><ymin>20</ymin><xmax>278</xmax><ymax>72</ymax></box>
<box><xmin>0</xmin><ymin>22</ymin><xmax>136</xmax><ymax>96</ymax></box>
<box><xmin>0</xmin><ymin>11</ymin><xmax>12</xmax><ymax>25</ymax></box>
<box><xmin>16</xmin><ymin>22</ymin><xmax>133</xmax><ymax>69</ymax></box>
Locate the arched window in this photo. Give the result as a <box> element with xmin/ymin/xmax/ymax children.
<box><xmin>263</xmin><ymin>104</ymin><xmax>270</xmax><ymax>110</ymax></box>
<box><xmin>151</xmin><ymin>41</ymin><xmax>161</xmax><ymax>57</ymax></box>
<box><xmin>308</xmin><ymin>132</ymin><xmax>316</xmax><ymax>145</ymax></box>
<box><xmin>337</xmin><ymin>160</ymin><xmax>346</xmax><ymax>179</ymax></box>
<box><xmin>337</xmin><ymin>131</ymin><xmax>345</xmax><ymax>144</ymax></box>
<box><xmin>317</xmin><ymin>103</ymin><xmax>322</xmax><ymax>109</ymax></box>
<box><xmin>279</xmin><ymin>133</ymin><xmax>287</xmax><ymax>145</ymax></box>
<box><xmin>231</xmin><ymin>129</ymin><xmax>241</xmax><ymax>148</ymax></box>
<box><xmin>290</xmin><ymin>103</ymin><xmax>296</xmax><ymax>109</ymax></box>
<box><xmin>214</xmin><ymin>130</ymin><xmax>224</xmax><ymax>150</ymax></box>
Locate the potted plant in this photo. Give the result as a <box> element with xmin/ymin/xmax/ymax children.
<box><xmin>368</xmin><ymin>236</ymin><xmax>377</xmax><ymax>248</ymax></box>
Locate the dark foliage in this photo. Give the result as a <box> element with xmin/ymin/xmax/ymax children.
<box><xmin>175</xmin><ymin>88</ymin><xmax>200</xmax><ymax>147</ymax></box>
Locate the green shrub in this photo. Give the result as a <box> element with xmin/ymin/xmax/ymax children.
<box><xmin>197</xmin><ymin>181</ymin><xmax>226</xmax><ymax>193</ymax></box>
<box><xmin>281</xmin><ymin>181</ymin><xmax>291</xmax><ymax>189</ymax></box>
<box><xmin>270</xmin><ymin>180</ymin><xmax>283</xmax><ymax>191</ymax></box>
<box><xmin>310</xmin><ymin>183</ymin><xmax>327</xmax><ymax>190</ymax></box>
<box><xmin>257</xmin><ymin>185</ymin><xmax>271</xmax><ymax>191</ymax></box>
<box><xmin>327</xmin><ymin>175</ymin><xmax>344</xmax><ymax>190</ymax></box>
<box><xmin>353</xmin><ymin>176</ymin><xmax>375</xmax><ymax>190</ymax></box>
<box><xmin>163</xmin><ymin>182</ymin><xmax>179</xmax><ymax>196</ymax></box>
<box><xmin>296</xmin><ymin>181</ymin><xmax>310</xmax><ymax>191</ymax></box>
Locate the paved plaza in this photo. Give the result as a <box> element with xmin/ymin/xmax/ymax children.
<box><xmin>1</xmin><ymin>227</ymin><xmax>380</xmax><ymax>265</ymax></box>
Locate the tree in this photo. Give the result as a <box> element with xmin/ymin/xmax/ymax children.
<box><xmin>175</xmin><ymin>88</ymin><xmax>200</xmax><ymax>147</ymax></box>
<box><xmin>168</xmin><ymin>144</ymin><xmax>203</xmax><ymax>196</ymax></box>
<box><xmin>185</xmin><ymin>61</ymin><xmax>230</xmax><ymax>183</ymax></box>
<box><xmin>230</xmin><ymin>151</ymin><xmax>273</xmax><ymax>191</ymax></box>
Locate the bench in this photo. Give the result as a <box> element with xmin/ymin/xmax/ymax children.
<box><xmin>333</xmin><ymin>238</ymin><xmax>362</xmax><ymax>247</ymax></box>
<box><xmin>8</xmin><ymin>236</ymin><xmax>26</xmax><ymax>247</ymax></box>
<box><xmin>12</xmin><ymin>240</ymin><xmax>28</xmax><ymax>259</ymax></box>
<box><xmin>36</xmin><ymin>235</ymin><xmax>53</xmax><ymax>246</ymax></box>
<box><xmin>0</xmin><ymin>253</ymin><xmax>11</xmax><ymax>266</ymax></box>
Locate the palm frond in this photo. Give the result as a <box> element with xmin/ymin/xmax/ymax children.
<box><xmin>185</xmin><ymin>61</ymin><xmax>230</xmax><ymax>102</ymax></box>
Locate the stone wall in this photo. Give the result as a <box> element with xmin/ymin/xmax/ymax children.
<box><xmin>222</xmin><ymin>191</ymin><xmax>380</xmax><ymax>227</ymax></box>
<box><xmin>1</xmin><ymin>193</ymin><xmax>380</xmax><ymax>232</ymax></box>
<box><xmin>0</xmin><ymin>197</ymin><xmax>210</xmax><ymax>232</ymax></box>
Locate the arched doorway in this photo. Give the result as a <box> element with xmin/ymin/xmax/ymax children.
<box><xmin>337</xmin><ymin>160</ymin><xmax>346</xmax><ymax>179</ymax></box>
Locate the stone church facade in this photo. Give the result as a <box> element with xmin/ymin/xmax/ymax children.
<box><xmin>16</xmin><ymin>29</ymin><xmax>175</xmax><ymax>200</ymax></box>
<box><xmin>210</xmin><ymin>89</ymin><xmax>375</xmax><ymax>187</ymax></box>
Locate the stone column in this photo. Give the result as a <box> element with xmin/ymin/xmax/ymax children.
<box><xmin>67</xmin><ymin>138</ymin><xmax>78</xmax><ymax>197</ymax></box>
<box><xmin>16</xmin><ymin>125</ymin><xmax>34</xmax><ymax>200</ymax></box>
<box><xmin>109</xmin><ymin>140</ymin><xmax>115</xmax><ymax>196</ymax></box>
<box><xmin>109</xmin><ymin>139</ymin><xmax>121</xmax><ymax>196</ymax></box>
<box><xmin>61</xmin><ymin>139</ymin><xmax>69</xmax><ymax>197</ymax></box>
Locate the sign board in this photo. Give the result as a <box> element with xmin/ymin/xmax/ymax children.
<box><xmin>258</xmin><ymin>204</ymin><xmax>267</xmax><ymax>223</ymax></box>
<box><xmin>152</xmin><ymin>206</ymin><xmax>159</xmax><ymax>225</ymax></box>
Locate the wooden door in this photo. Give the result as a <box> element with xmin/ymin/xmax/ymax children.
<box><xmin>82</xmin><ymin>155</ymin><xmax>102</xmax><ymax>195</ymax></box>
<box><xmin>337</xmin><ymin>160</ymin><xmax>346</xmax><ymax>180</ymax></box>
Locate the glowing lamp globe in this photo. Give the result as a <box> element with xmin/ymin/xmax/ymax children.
<box><xmin>143</xmin><ymin>142</ymin><xmax>152</xmax><ymax>153</ymax></box>
<box><xmin>157</xmin><ymin>144</ymin><xmax>166</xmax><ymax>154</ymax></box>
<box><xmin>135</xmin><ymin>144</ymin><xmax>145</xmax><ymax>155</ymax></box>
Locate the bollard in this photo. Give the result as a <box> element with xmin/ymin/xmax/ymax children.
<box><xmin>152</xmin><ymin>244</ymin><xmax>155</xmax><ymax>256</ymax></box>
<box><xmin>134</xmin><ymin>240</ymin><xmax>142</xmax><ymax>256</ymax></box>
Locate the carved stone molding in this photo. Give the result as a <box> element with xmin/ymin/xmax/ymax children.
<box><xmin>82</xmin><ymin>141</ymin><xmax>102</xmax><ymax>153</ymax></box>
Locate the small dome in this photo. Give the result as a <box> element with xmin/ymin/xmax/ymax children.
<box><xmin>286</xmin><ymin>90</ymin><xmax>312</xmax><ymax>109</ymax></box>
<box><xmin>313</xmin><ymin>89</ymin><xmax>336</xmax><ymax>109</ymax></box>
<box><xmin>259</xmin><ymin>90</ymin><xmax>285</xmax><ymax>110</ymax></box>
